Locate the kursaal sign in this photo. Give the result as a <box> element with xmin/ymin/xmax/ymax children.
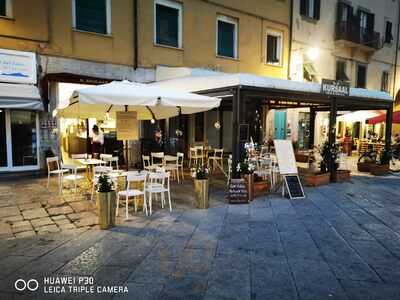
<box><xmin>321</xmin><ymin>79</ymin><xmax>350</xmax><ymax>97</ymax></box>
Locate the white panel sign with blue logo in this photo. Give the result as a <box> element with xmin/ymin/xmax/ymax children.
<box><xmin>0</xmin><ymin>48</ymin><xmax>36</xmax><ymax>84</ymax></box>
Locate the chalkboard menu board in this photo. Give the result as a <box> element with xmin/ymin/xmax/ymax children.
<box><xmin>284</xmin><ymin>175</ymin><xmax>305</xmax><ymax>199</ymax></box>
<box><xmin>228</xmin><ymin>179</ymin><xmax>249</xmax><ymax>204</ymax></box>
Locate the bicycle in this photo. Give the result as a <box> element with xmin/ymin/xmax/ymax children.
<box><xmin>390</xmin><ymin>144</ymin><xmax>400</xmax><ymax>172</ymax></box>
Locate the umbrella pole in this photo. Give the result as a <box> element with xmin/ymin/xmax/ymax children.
<box><xmin>86</xmin><ymin>119</ymin><xmax>91</xmax><ymax>155</ymax></box>
<box><xmin>125</xmin><ymin>105</ymin><xmax>129</xmax><ymax>171</ymax></box>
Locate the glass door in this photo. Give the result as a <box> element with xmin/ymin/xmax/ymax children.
<box><xmin>0</xmin><ymin>109</ymin><xmax>39</xmax><ymax>171</ymax></box>
<box><xmin>10</xmin><ymin>110</ymin><xmax>38</xmax><ymax>167</ymax></box>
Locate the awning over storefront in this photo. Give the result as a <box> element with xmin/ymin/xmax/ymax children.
<box><xmin>0</xmin><ymin>82</ymin><xmax>43</xmax><ymax>110</ymax></box>
<box><xmin>58</xmin><ymin>80</ymin><xmax>221</xmax><ymax>120</ymax></box>
<box><xmin>337</xmin><ymin>111</ymin><xmax>381</xmax><ymax>122</ymax></box>
<box><xmin>151</xmin><ymin>73</ymin><xmax>393</xmax><ymax>103</ymax></box>
<box><xmin>366</xmin><ymin>111</ymin><xmax>400</xmax><ymax>124</ymax></box>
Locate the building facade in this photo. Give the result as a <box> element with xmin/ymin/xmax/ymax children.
<box><xmin>283</xmin><ymin>0</ymin><xmax>400</xmax><ymax>148</ymax></box>
<box><xmin>0</xmin><ymin>0</ymin><xmax>291</xmax><ymax>172</ymax></box>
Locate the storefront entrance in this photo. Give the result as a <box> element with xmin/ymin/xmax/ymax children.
<box><xmin>274</xmin><ymin>110</ymin><xmax>286</xmax><ymax>139</ymax></box>
<box><xmin>0</xmin><ymin>109</ymin><xmax>40</xmax><ymax>171</ymax></box>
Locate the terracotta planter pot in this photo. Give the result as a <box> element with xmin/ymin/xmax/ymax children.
<box><xmin>254</xmin><ymin>181</ymin><xmax>269</xmax><ymax>197</ymax></box>
<box><xmin>304</xmin><ymin>172</ymin><xmax>330</xmax><ymax>187</ymax></box>
<box><xmin>357</xmin><ymin>162</ymin><xmax>375</xmax><ymax>172</ymax></box>
<box><xmin>243</xmin><ymin>174</ymin><xmax>254</xmax><ymax>201</ymax></box>
<box><xmin>370</xmin><ymin>164</ymin><xmax>390</xmax><ymax>176</ymax></box>
<box><xmin>295</xmin><ymin>153</ymin><xmax>309</xmax><ymax>163</ymax></box>
<box><xmin>336</xmin><ymin>170</ymin><xmax>351</xmax><ymax>182</ymax></box>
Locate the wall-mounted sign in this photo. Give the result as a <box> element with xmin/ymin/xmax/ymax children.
<box><xmin>321</xmin><ymin>79</ymin><xmax>349</xmax><ymax>97</ymax></box>
<box><xmin>0</xmin><ymin>48</ymin><xmax>37</xmax><ymax>84</ymax></box>
<box><xmin>40</xmin><ymin>118</ymin><xmax>57</xmax><ymax>129</ymax></box>
<box><xmin>116</xmin><ymin>111</ymin><xmax>138</xmax><ymax>141</ymax></box>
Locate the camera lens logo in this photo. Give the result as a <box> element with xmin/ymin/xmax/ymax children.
<box><xmin>14</xmin><ymin>279</ymin><xmax>39</xmax><ymax>292</ymax></box>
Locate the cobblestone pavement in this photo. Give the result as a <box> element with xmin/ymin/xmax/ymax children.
<box><xmin>0</xmin><ymin>176</ymin><xmax>225</xmax><ymax>240</ymax></box>
<box><xmin>0</xmin><ymin>175</ymin><xmax>400</xmax><ymax>299</ymax></box>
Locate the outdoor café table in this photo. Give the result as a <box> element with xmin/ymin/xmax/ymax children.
<box><xmin>76</xmin><ymin>158</ymin><xmax>104</xmax><ymax>183</ymax></box>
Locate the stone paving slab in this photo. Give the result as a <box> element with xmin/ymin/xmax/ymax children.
<box><xmin>0</xmin><ymin>175</ymin><xmax>399</xmax><ymax>299</ymax></box>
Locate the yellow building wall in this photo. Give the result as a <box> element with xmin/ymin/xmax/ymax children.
<box><xmin>0</xmin><ymin>0</ymin><xmax>289</xmax><ymax>77</ymax></box>
<box><xmin>138</xmin><ymin>0</ymin><xmax>290</xmax><ymax>78</ymax></box>
<box><xmin>0</xmin><ymin>0</ymin><xmax>134</xmax><ymax>66</ymax></box>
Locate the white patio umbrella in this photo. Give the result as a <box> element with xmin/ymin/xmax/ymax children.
<box><xmin>57</xmin><ymin>80</ymin><xmax>221</xmax><ymax>120</ymax></box>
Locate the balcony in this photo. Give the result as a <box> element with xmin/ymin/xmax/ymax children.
<box><xmin>335</xmin><ymin>21</ymin><xmax>381</xmax><ymax>51</ymax></box>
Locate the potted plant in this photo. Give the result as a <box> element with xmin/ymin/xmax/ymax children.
<box><xmin>304</xmin><ymin>141</ymin><xmax>338</xmax><ymax>186</ymax></box>
<box><xmin>253</xmin><ymin>173</ymin><xmax>269</xmax><ymax>197</ymax></box>
<box><xmin>96</xmin><ymin>174</ymin><xmax>116</xmax><ymax>230</ymax></box>
<box><xmin>237</xmin><ymin>160</ymin><xmax>256</xmax><ymax>201</ymax></box>
<box><xmin>370</xmin><ymin>148</ymin><xmax>391</xmax><ymax>176</ymax></box>
<box><xmin>192</xmin><ymin>165</ymin><xmax>210</xmax><ymax>209</ymax></box>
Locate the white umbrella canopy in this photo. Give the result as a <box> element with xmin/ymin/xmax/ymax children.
<box><xmin>57</xmin><ymin>80</ymin><xmax>221</xmax><ymax>120</ymax></box>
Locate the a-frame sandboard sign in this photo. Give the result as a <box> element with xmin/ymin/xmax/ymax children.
<box><xmin>273</xmin><ymin>140</ymin><xmax>305</xmax><ymax>199</ymax></box>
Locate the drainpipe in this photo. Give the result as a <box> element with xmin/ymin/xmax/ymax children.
<box><xmin>287</xmin><ymin>0</ymin><xmax>294</xmax><ymax>79</ymax></box>
<box><xmin>392</xmin><ymin>1</ymin><xmax>400</xmax><ymax>99</ymax></box>
<box><xmin>133</xmin><ymin>0</ymin><xmax>139</xmax><ymax>70</ymax></box>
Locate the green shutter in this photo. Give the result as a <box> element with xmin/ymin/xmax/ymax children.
<box><xmin>313</xmin><ymin>0</ymin><xmax>321</xmax><ymax>20</ymax></box>
<box><xmin>0</xmin><ymin>0</ymin><xmax>6</xmax><ymax>16</ymax></box>
<box><xmin>357</xmin><ymin>65</ymin><xmax>366</xmax><ymax>88</ymax></box>
<box><xmin>156</xmin><ymin>4</ymin><xmax>179</xmax><ymax>47</ymax></box>
<box><xmin>217</xmin><ymin>20</ymin><xmax>235</xmax><ymax>58</ymax></box>
<box><xmin>300</xmin><ymin>0</ymin><xmax>307</xmax><ymax>16</ymax></box>
<box><xmin>75</xmin><ymin>0</ymin><xmax>107</xmax><ymax>34</ymax></box>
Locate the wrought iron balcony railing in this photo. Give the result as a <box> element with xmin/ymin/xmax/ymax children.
<box><xmin>335</xmin><ymin>21</ymin><xmax>381</xmax><ymax>50</ymax></box>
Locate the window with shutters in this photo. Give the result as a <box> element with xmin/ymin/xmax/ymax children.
<box><xmin>0</xmin><ymin>0</ymin><xmax>12</xmax><ymax>17</ymax></box>
<box><xmin>336</xmin><ymin>60</ymin><xmax>349</xmax><ymax>81</ymax></box>
<box><xmin>73</xmin><ymin>0</ymin><xmax>111</xmax><ymax>35</ymax></box>
<box><xmin>385</xmin><ymin>21</ymin><xmax>393</xmax><ymax>44</ymax></box>
<box><xmin>266</xmin><ymin>30</ymin><xmax>282</xmax><ymax>66</ymax></box>
<box><xmin>356</xmin><ymin>64</ymin><xmax>367</xmax><ymax>88</ymax></box>
<box><xmin>154</xmin><ymin>0</ymin><xmax>182</xmax><ymax>48</ymax></box>
<box><xmin>300</xmin><ymin>0</ymin><xmax>320</xmax><ymax>20</ymax></box>
<box><xmin>216</xmin><ymin>15</ymin><xmax>238</xmax><ymax>59</ymax></box>
<box><xmin>381</xmin><ymin>71</ymin><xmax>389</xmax><ymax>92</ymax></box>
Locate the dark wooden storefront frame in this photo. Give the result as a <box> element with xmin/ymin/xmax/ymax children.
<box><xmin>196</xmin><ymin>84</ymin><xmax>394</xmax><ymax>182</ymax></box>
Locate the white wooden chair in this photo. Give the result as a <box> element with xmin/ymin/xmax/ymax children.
<box><xmin>100</xmin><ymin>154</ymin><xmax>113</xmax><ymax>165</ymax></box>
<box><xmin>90</xmin><ymin>165</ymin><xmax>114</xmax><ymax>201</ymax></box>
<box><xmin>177</xmin><ymin>152</ymin><xmax>184</xmax><ymax>181</ymax></box>
<box><xmin>255</xmin><ymin>157</ymin><xmax>273</xmax><ymax>184</ymax></box>
<box><xmin>71</xmin><ymin>153</ymin><xmax>92</xmax><ymax>171</ymax></box>
<box><xmin>46</xmin><ymin>157</ymin><xmax>68</xmax><ymax>194</ymax></box>
<box><xmin>103</xmin><ymin>156</ymin><xmax>119</xmax><ymax>170</ymax></box>
<box><xmin>227</xmin><ymin>154</ymin><xmax>232</xmax><ymax>186</ymax></box>
<box><xmin>71</xmin><ymin>153</ymin><xmax>92</xmax><ymax>159</ymax></box>
<box><xmin>146</xmin><ymin>171</ymin><xmax>171</xmax><ymax>215</ymax></box>
<box><xmin>189</xmin><ymin>147</ymin><xmax>203</xmax><ymax>168</ymax></box>
<box><xmin>61</xmin><ymin>164</ymin><xmax>84</xmax><ymax>195</ymax></box>
<box><xmin>208</xmin><ymin>148</ymin><xmax>224</xmax><ymax>174</ymax></box>
<box><xmin>142</xmin><ymin>155</ymin><xmax>156</xmax><ymax>171</ymax></box>
<box><xmin>151</xmin><ymin>152</ymin><xmax>165</xmax><ymax>166</ymax></box>
<box><xmin>260</xmin><ymin>146</ymin><xmax>269</xmax><ymax>158</ymax></box>
<box><xmin>164</xmin><ymin>155</ymin><xmax>179</xmax><ymax>182</ymax></box>
<box><xmin>117</xmin><ymin>172</ymin><xmax>147</xmax><ymax>219</ymax></box>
